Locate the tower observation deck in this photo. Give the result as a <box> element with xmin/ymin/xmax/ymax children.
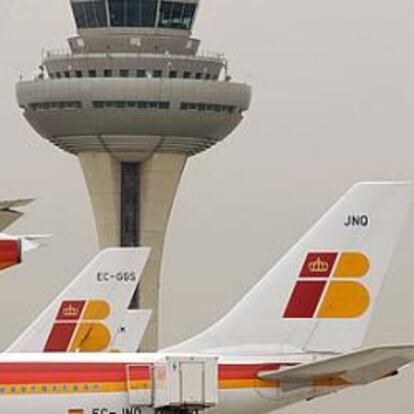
<box><xmin>16</xmin><ymin>0</ymin><xmax>251</xmax><ymax>351</ymax></box>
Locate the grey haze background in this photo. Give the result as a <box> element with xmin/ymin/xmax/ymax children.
<box><xmin>1</xmin><ymin>0</ymin><xmax>414</xmax><ymax>412</ymax></box>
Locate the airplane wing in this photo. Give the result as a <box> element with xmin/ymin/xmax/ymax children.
<box><xmin>259</xmin><ymin>345</ymin><xmax>414</xmax><ymax>385</ymax></box>
<box><xmin>0</xmin><ymin>199</ymin><xmax>34</xmax><ymax>231</ymax></box>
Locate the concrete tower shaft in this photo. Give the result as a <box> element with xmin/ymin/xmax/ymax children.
<box><xmin>16</xmin><ymin>0</ymin><xmax>251</xmax><ymax>351</ymax></box>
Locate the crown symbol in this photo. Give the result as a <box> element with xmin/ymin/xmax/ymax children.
<box><xmin>62</xmin><ymin>305</ymin><xmax>80</xmax><ymax>318</ymax></box>
<box><xmin>308</xmin><ymin>257</ymin><xmax>329</xmax><ymax>273</ymax></box>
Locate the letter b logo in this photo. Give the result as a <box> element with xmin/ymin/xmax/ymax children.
<box><xmin>284</xmin><ymin>252</ymin><xmax>370</xmax><ymax>319</ymax></box>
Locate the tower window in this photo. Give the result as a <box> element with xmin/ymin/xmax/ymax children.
<box><xmin>92</xmin><ymin>100</ymin><xmax>170</xmax><ymax>110</ymax></box>
<box><xmin>55</xmin><ymin>72</ymin><xmax>62</xmax><ymax>79</ymax></box>
<box><xmin>158</xmin><ymin>2</ymin><xmax>196</xmax><ymax>30</ymax></box>
<box><xmin>75</xmin><ymin>70</ymin><xmax>83</xmax><ymax>78</ymax></box>
<box><xmin>153</xmin><ymin>70</ymin><xmax>162</xmax><ymax>78</ymax></box>
<box><xmin>136</xmin><ymin>69</ymin><xmax>147</xmax><ymax>78</ymax></box>
<box><xmin>120</xmin><ymin>69</ymin><xmax>129</xmax><ymax>78</ymax></box>
<box><xmin>64</xmin><ymin>71</ymin><xmax>70</xmax><ymax>78</ymax></box>
<box><xmin>71</xmin><ymin>0</ymin><xmax>108</xmax><ymax>29</ymax></box>
<box><xmin>180</xmin><ymin>102</ymin><xmax>237</xmax><ymax>114</ymax></box>
<box><xmin>104</xmin><ymin>69</ymin><xmax>113</xmax><ymax>77</ymax></box>
<box><xmin>88</xmin><ymin>69</ymin><xmax>97</xmax><ymax>78</ymax></box>
<box><xmin>28</xmin><ymin>101</ymin><xmax>82</xmax><ymax>111</ymax></box>
<box><xmin>195</xmin><ymin>73</ymin><xmax>203</xmax><ymax>80</ymax></box>
<box><xmin>108</xmin><ymin>0</ymin><xmax>157</xmax><ymax>27</ymax></box>
<box><xmin>159</xmin><ymin>102</ymin><xmax>170</xmax><ymax>109</ymax></box>
<box><xmin>183</xmin><ymin>71</ymin><xmax>191</xmax><ymax>79</ymax></box>
<box><xmin>169</xmin><ymin>71</ymin><xmax>177</xmax><ymax>78</ymax></box>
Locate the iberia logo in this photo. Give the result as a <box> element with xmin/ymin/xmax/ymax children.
<box><xmin>44</xmin><ymin>300</ymin><xmax>111</xmax><ymax>352</ymax></box>
<box><xmin>283</xmin><ymin>252</ymin><xmax>370</xmax><ymax>319</ymax></box>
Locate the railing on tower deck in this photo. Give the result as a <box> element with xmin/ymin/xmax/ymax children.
<box><xmin>42</xmin><ymin>48</ymin><xmax>225</xmax><ymax>62</ymax></box>
<box><xmin>19</xmin><ymin>48</ymin><xmax>230</xmax><ymax>82</ymax></box>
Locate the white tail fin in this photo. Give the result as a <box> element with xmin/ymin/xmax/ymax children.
<box><xmin>111</xmin><ymin>309</ymin><xmax>152</xmax><ymax>352</ymax></box>
<box><xmin>8</xmin><ymin>248</ymin><xmax>150</xmax><ymax>353</ymax></box>
<box><xmin>169</xmin><ymin>183</ymin><xmax>413</xmax><ymax>354</ymax></box>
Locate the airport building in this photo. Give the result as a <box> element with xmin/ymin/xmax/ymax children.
<box><xmin>16</xmin><ymin>0</ymin><xmax>251</xmax><ymax>350</ymax></box>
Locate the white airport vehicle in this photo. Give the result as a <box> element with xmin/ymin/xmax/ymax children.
<box><xmin>0</xmin><ymin>182</ymin><xmax>414</xmax><ymax>414</ymax></box>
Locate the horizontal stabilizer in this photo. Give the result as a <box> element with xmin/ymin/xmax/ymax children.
<box><xmin>18</xmin><ymin>234</ymin><xmax>53</xmax><ymax>252</ymax></box>
<box><xmin>0</xmin><ymin>199</ymin><xmax>35</xmax><ymax>231</ymax></box>
<box><xmin>0</xmin><ymin>199</ymin><xmax>34</xmax><ymax>211</ymax></box>
<box><xmin>259</xmin><ymin>345</ymin><xmax>414</xmax><ymax>385</ymax></box>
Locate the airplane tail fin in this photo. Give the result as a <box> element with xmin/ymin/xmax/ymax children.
<box><xmin>169</xmin><ymin>183</ymin><xmax>413</xmax><ymax>354</ymax></box>
<box><xmin>111</xmin><ymin>309</ymin><xmax>152</xmax><ymax>352</ymax></box>
<box><xmin>8</xmin><ymin>248</ymin><xmax>150</xmax><ymax>353</ymax></box>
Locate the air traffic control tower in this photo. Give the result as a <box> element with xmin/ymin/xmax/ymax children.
<box><xmin>16</xmin><ymin>0</ymin><xmax>251</xmax><ymax>350</ymax></box>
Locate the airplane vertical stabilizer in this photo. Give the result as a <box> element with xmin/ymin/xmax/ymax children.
<box><xmin>169</xmin><ymin>183</ymin><xmax>413</xmax><ymax>354</ymax></box>
<box><xmin>8</xmin><ymin>248</ymin><xmax>150</xmax><ymax>353</ymax></box>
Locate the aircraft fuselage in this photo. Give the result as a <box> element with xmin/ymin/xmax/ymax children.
<box><xmin>0</xmin><ymin>353</ymin><xmax>352</xmax><ymax>414</ymax></box>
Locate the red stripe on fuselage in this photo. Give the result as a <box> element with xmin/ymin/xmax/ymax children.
<box><xmin>0</xmin><ymin>362</ymin><xmax>284</xmax><ymax>385</ymax></box>
<box><xmin>0</xmin><ymin>364</ymin><xmax>139</xmax><ymax>385</ymax></box>
<box><xmin>219</xmin><ymin>363</ymin><xmax>282</xmax><ymax>380</ymax></box>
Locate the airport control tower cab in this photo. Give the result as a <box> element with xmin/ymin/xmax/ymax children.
<box><xmin>16</xmin><ymin>0</ymin><xmax>251</xmax><ymax>351</ymax></box>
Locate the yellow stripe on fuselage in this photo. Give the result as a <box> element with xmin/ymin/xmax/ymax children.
<box><xmin>0</xmin><ymin>379</ymin><xmax>350</xmax><ymax>396</ymax></box>
<box><xmin>219</xmin><ymin>379</ymin><xmax>280</xmax><ymax>389</ymax></box>
<box><xmin>0</xmin><ymin>380</ymin><xmax>150</xmax><ymax>396</ymax></box>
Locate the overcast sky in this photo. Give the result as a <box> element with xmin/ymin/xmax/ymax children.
<box><xmin>1</xmin><ymin>0</ymin><xmax>414</xmax><ymax>412</ymax></box>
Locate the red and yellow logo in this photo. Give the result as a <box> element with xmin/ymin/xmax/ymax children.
<box><xmin>283</xmin><ymin>252</ymin><xmax>370</xmax><ymax>319</ymax></box>
<box><xmin>44</xmin><ymin>300</ymin><xmax>111</xmax><ymax>352</ymax></box>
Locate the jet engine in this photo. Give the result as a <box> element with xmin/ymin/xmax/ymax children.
<box><xmin>0</xmin><ymin>239</ymin><xmax>21</xmax><ymax>270</ymax></box>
